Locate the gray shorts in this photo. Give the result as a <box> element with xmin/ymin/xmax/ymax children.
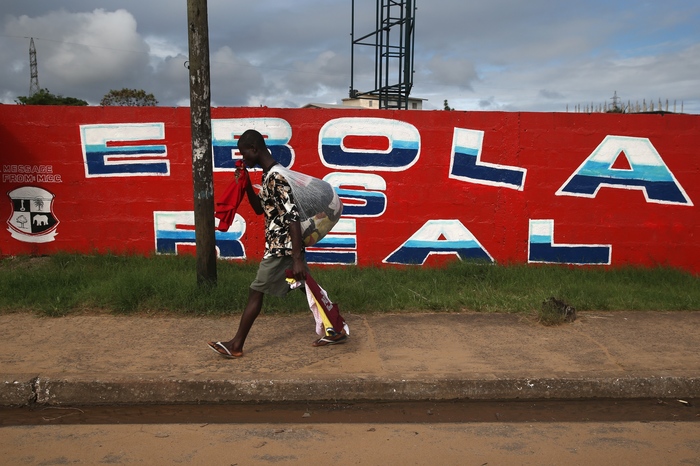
<box><xmin>250</xmin><ymin>254</ymin><xmax>309</xmax><ymax>298</ymax></box>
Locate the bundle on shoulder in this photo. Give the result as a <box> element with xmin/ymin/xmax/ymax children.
<box><xmin>270</xmin><ymin>165</ymin><xmax>343</xmax><ymax>246</ymax></box>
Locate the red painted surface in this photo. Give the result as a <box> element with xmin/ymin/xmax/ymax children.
<box><xmin>1</xmin><ymin>105</ymin><xmax>698</xmax><ymax>273</ymax></box>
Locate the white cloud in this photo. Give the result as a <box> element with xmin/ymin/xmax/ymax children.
<box><xmin>0</xmin><ymin>1</ymin><xmax>697</xmax><ymax>112</ymax></box>
<box><xmin>145</xmin><ymin>35</ymin><xmax>185</xmax><ymax>62</ymax></box>
<box><xmin>1</xmin><ymin>8</ymin><xmax>153</xmax><ymax>103</ymax></box>
<box><xmin>209</xmin><ymin>46</ymin><xmax>265</xmax><ymax>106</ymax></box>
<box><xmin>421</xmin><ymin>55</ymin><xmax>478</xmax><ymax>90</ymax></box>
<box><xmin>9</xmin><ymin>9</ymin><xmax>148</xmax><ymax>84</ymax></box>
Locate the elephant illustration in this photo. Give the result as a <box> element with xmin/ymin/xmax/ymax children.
<box><xmin>33</xmin><ymin>214</ymin><xmax>49</xmax><ymax>226</ymax></box>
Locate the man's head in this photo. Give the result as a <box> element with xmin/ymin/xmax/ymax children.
<box><xmin>237</xmin><ymin>129</ymin><xmax>268</xmax><ymax>168</ymax></box>
<box><xmin>238</xmin><ymin>129</ymin><xmax>266</xmax><ymax>151</ymax></box>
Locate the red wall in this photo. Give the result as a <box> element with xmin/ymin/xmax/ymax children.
<box><xmin>1</xmin><ymin>106</ymin><xmax>698</xmax><ymax>273</ymax></box>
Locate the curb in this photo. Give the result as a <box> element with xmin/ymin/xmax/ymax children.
<box><xmin>4</xmin><ymin>376</ymin><xmax>700</xmax><ymax>407</ymax></box>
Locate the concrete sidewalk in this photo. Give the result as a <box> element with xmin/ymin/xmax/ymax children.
<box><xmin>2</xmin><ymin>311</ymin><xmax>699</xmax><ymax>406</ymax></box>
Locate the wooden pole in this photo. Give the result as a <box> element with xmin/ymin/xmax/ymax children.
<box><xmin>187</xmin><ymin>0</ymin><xmax>217</xmax><ymax>286</ymax></box>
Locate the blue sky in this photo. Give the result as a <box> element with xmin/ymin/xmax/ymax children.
<box><xmin>1</xmin><ymin>0</ymin><xmax>698</xmax><ymax>113</ymax></box>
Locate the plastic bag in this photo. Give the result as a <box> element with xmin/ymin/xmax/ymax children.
<box><xmin>270</xmin><ymin>166</ymin><xmax>343</xmax><ymax>246</ymax></box>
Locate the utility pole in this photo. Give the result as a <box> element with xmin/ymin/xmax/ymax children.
<box><xmin>186</xmin><ymin>0</ymin><xmax>217</xmax><ymax>286</ymax></box>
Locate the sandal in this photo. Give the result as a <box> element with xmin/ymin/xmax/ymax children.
<box><xmin>312</xmin><ymin>333</ymin><xmax>348</xmax><ymax>347</ymax></box>
<box><xmin>208</xmin><ymin>341</ymin><xmax>243</xmax><ymax>358</ymax></box>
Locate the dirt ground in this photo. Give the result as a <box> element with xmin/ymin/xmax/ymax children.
<box><xmin>2</xmin><ymin>420</ymin><xmax>700</xmax><ymax>465</ymax></box>
<box><xmin>3</xmin><ymin>400</ymin><xmax>699</xmax><ymax>464</ymax></box>
<box><xmin>3</xmin><ymin>311</ymin><xmax>700</xmax><ymax>464</ymax></box>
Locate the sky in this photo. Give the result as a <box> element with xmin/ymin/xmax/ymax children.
<box><xmin>1</xmin><ymin>0</ymin><xmax>699</xmax><ymax>113</ymax></box>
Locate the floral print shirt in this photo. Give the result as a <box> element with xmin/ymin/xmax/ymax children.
<box><xmin>260</xmin><ymin>168</ymin><xmax>301</xmax><ymax>258</ymax></box>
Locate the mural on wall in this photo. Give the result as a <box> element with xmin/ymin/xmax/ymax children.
<box><xmin>6</xmin><ymin>186</ymin><xmax>59</xmax><ymax>243</ymax></box>
<box><xmin>384</xmin><ymin>219</ymin><xmax>494</xmax><ymax>265</ymax></box>
<box><xmin>81</xmin><ymin>123</ymin><xmax>170</xmax><ymax>177</ymax></box>
<box><xmin>556</xmin><ymin>135</ymin><xmax>692</xmax><ymax>205</ymax></box>
<box><xmin>528</xmin><ymin>219</ymin><xmax>611</xmax><ymax>265</ymax></box>
<box><xmin>1</xmin><ymin>106</ymin><xmax>697</xmax><ymax>274</ymax></box>
<box><xmin>450</xmin><ymin>128</ymin><xmax>527</xmax><ymax>190</ymax></box>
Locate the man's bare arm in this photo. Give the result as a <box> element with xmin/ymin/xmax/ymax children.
<box><xmin>239</xmin><ymin>167</ymin><xmax>263</xmax><ymax>215</ymax></box>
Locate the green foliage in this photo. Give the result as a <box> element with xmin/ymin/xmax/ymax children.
<box><xmin>1</xmin><ymin>254</ymin><xmax>699</xmax><ymax>319</ymax></box>
<box><xmin>443</xmin><ymin>99</ymin><xmax>454</xmax><ymax>111</ymax></box>
<box><xmin>15</xmin><ymin>88</ymin><xmax>88</xmax><ymax>106</ymax></box>
<box><xmin>606</xmin><ymin>106</ymin><xmax>625</xmax><ymax>114</ymax></box>
<box><xmin>101</xmin><ymin>88</ymin><xmax>158</xmax><ymax>106</ymax></box>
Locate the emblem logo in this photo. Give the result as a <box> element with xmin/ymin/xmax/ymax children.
<box><xmin>7</xmin><ymin>186</ymin><xmax>59</xmax><ymax>243</ymax></box>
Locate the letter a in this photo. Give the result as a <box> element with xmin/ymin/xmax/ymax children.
<box><xmin>557</xmin><ymin>136</ymin><xmax>693</xmax><ymax>206</ymax></box>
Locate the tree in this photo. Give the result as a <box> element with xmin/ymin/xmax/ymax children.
<box><xmin>16</xmin><ymin>88</ymin><xmax>88</xmax><ymax>106</ymax></box>
<box><xmin>443</xmin><ymin>99</ymin><xmax>454</xmax><ymax>111</ymax></box>
<box><xmin>101</xmin><ymin>88</ymin><xmax>158</xmax><ymax>106</ymax></box>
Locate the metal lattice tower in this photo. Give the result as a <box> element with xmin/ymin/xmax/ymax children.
<box><xmin>350</xmin><ymin>0</ymin><xmax>416</xmax><ymax>109</ymax></box>
<box><xmin>29</xmin><ymin>38</ymin><xmax>39</xmax><ymax>95</ymax></box>
<box><xmin>610</xmin><ymin>90</ymin><xmax>621</xmax><ymax>111</ymax></box>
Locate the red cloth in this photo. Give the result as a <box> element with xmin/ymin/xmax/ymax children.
<box><xmin>287</xmin><ymin>269</ymin><xmax>346</xmax><ymax>334</ymax></box>
<box><xmin>215</xmin><ymin>164</ymin><xmax>249</xmax><ymax>232</ymax></box>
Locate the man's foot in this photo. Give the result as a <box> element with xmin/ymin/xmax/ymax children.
<box><xmin>207</xmin><ymin>341</ymin><xmax>243</xmax><ymax>358</ymax></box>
<box><xmin>312</xmin><ymin>333</ymin><xmax>348</xmax><ymax>347</ymax></box>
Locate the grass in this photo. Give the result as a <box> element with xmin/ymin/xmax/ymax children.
<box><xmin>1</xmin><ymin>253</ymin><xmax>698</xmax><ymax>321</ymax></box>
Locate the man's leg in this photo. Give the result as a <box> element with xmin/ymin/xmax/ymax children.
<box><xmin>225</xmin><ymin>287</ymin><xmax>264</xmax><ymax>354</ymax></box>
